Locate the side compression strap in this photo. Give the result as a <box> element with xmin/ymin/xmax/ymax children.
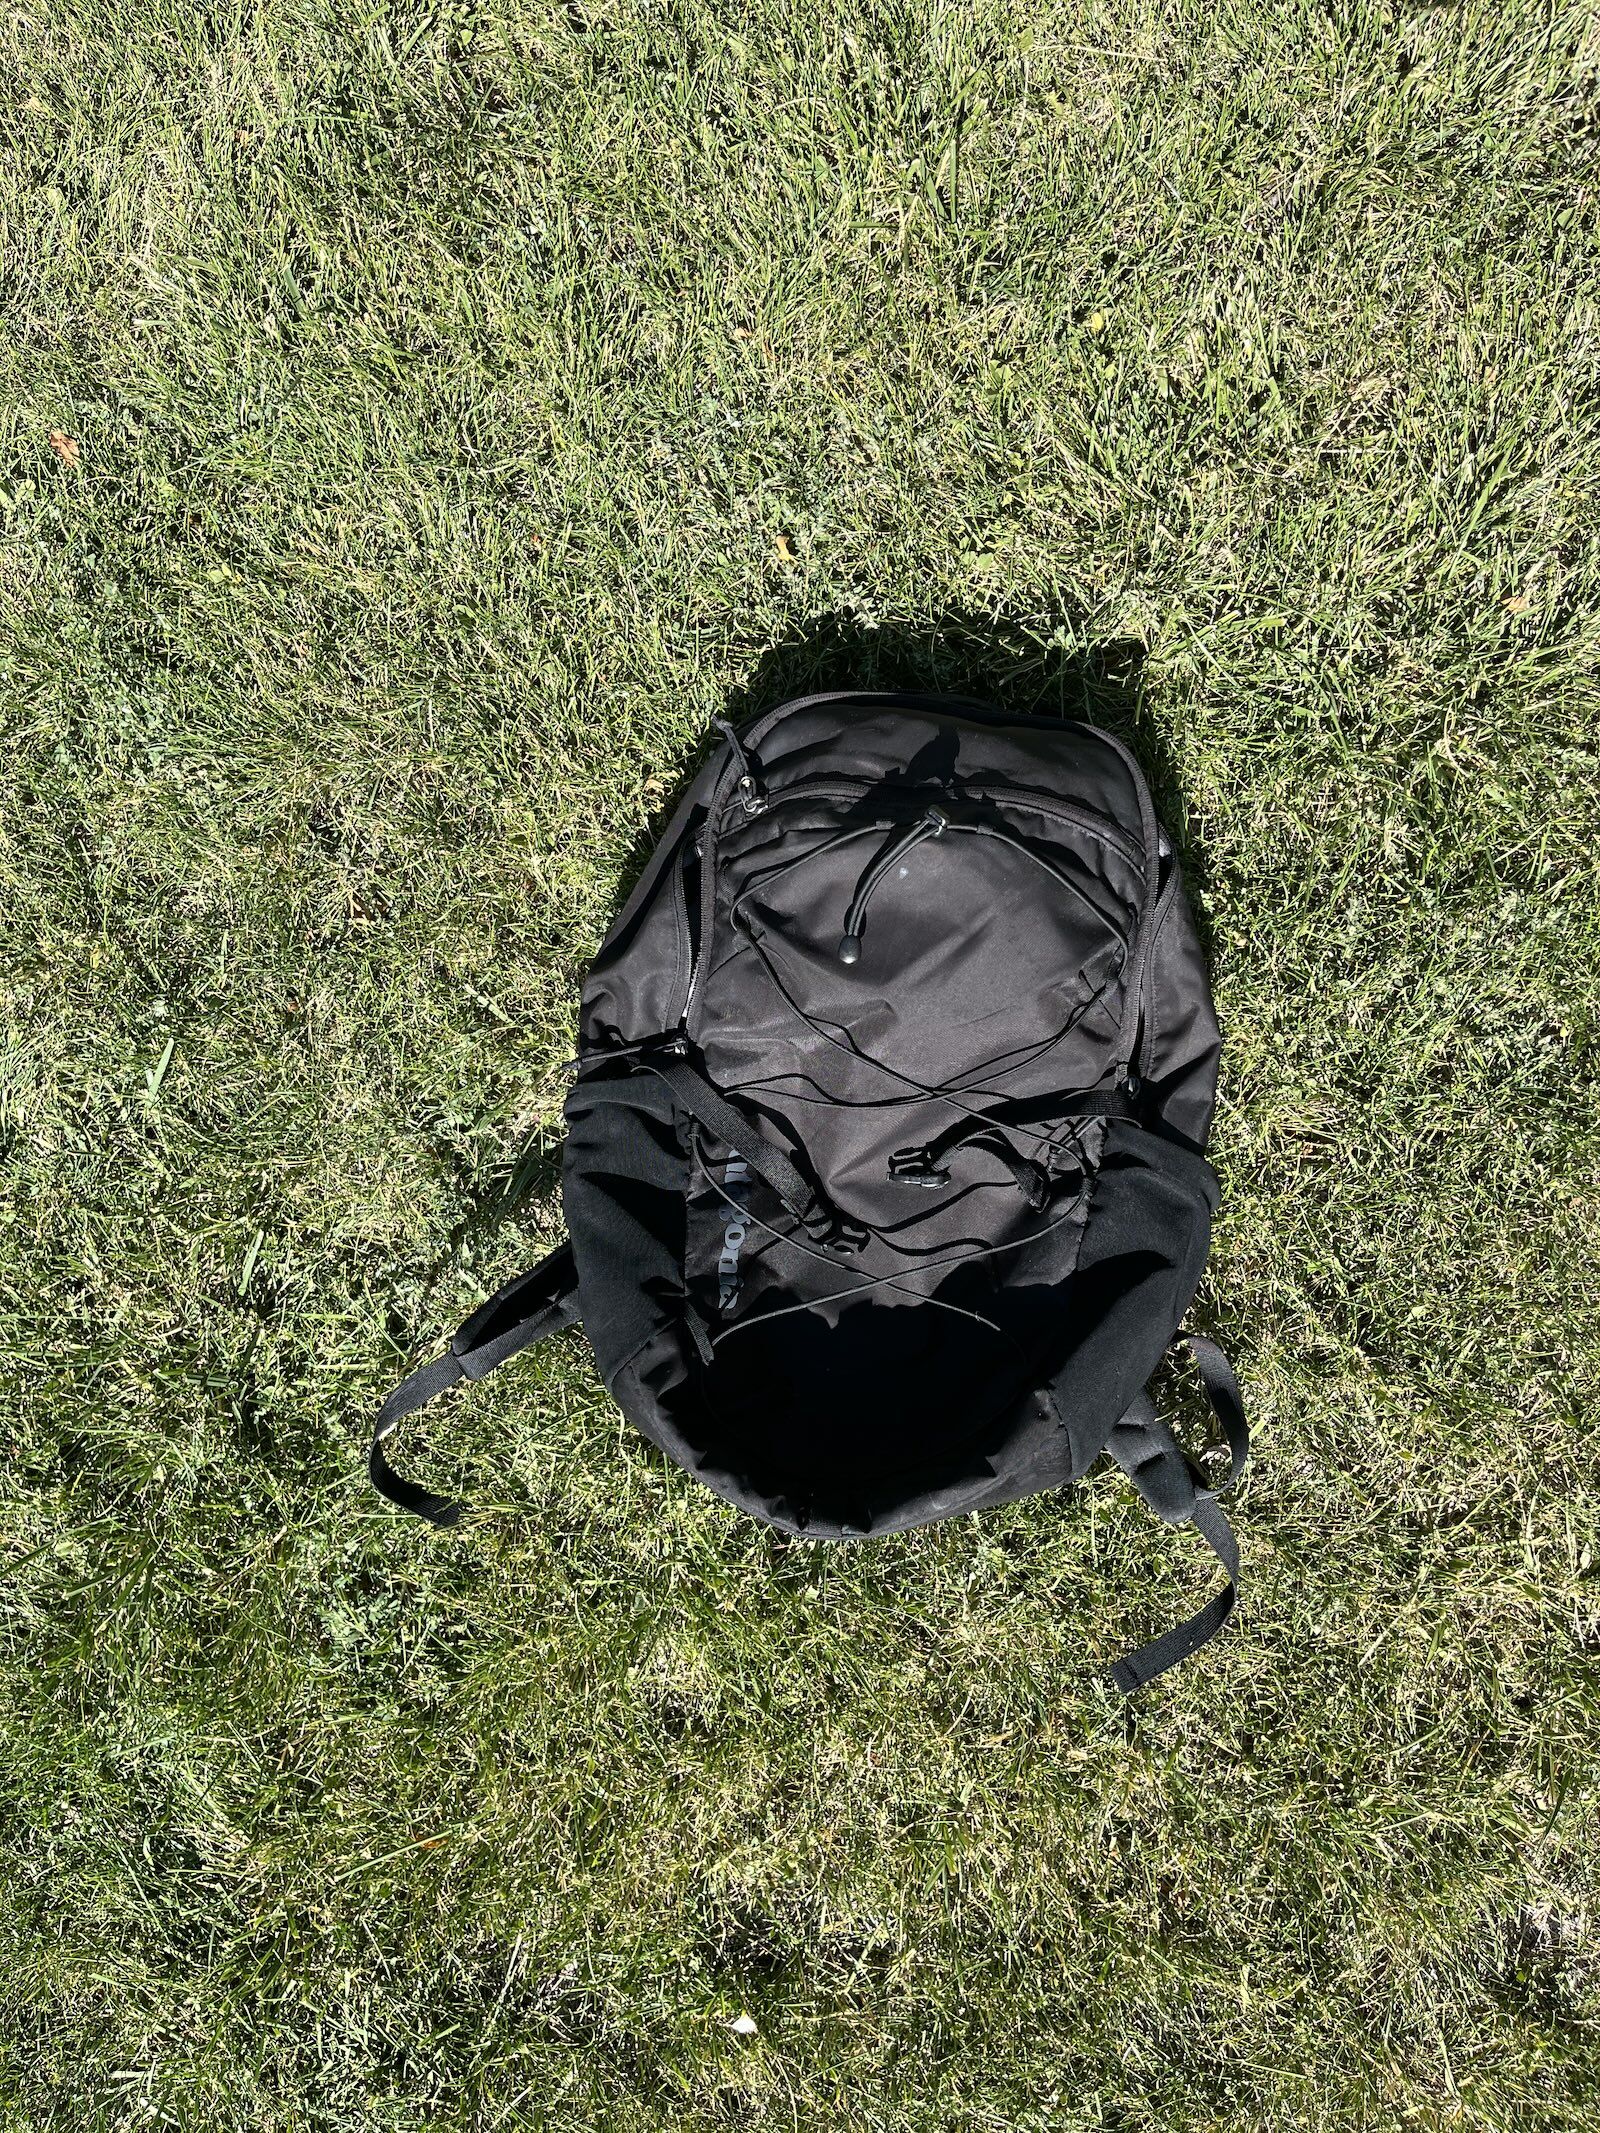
<box><xmin>1103</xmin><ymin>1333</ymin><xmax>1251</xmax><ymax>1693</ymax></box>
<box><xmin>371</xmin><ymin>1241</ymin><xmax>582</xmax><ymax>1526</ymax></box>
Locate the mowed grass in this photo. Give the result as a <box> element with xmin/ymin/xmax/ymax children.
<box><xmin>2</xmin><ymin>0</ymin><xmax>1599</xmax><ymax>2125</ymax></box>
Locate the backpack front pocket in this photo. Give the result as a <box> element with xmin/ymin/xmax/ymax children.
<box><xmin>700</xmin><ymin>782</ymin><xmax>1141</xmax><ymax>1098</ymax></box>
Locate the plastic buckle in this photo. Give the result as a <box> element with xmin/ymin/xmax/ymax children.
<box><xmin>1018</xmin><ymin>1163</ymin><xmax>1052</xmax><ymax>1212</ymax></box>
<box><xmin>887</xmin><ymin>1149</ymin><xmax>950</xmax><ymax>1189</ymax></box>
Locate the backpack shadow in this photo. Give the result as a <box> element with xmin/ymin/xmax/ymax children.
<box><xmin>398</xmin><ymin>1136</ymin><xmax>567</xmax><ymax>1343</ymax></box>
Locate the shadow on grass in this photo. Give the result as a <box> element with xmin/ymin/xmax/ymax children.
<box><xmin>427</xmin><ymin>1139</ymin><xmax>566</xmax><ymax>1290</ymax></box>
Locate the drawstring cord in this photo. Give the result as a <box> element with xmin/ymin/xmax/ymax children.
<box><xmin>838</xmin><ymin>808</ymin><xmax>946</xmax><ymax>963</ymax></box>
<box><xmin>833</xmin><ymin>806</ymin><xmax>1112</xmax><ymax>970</ymax></box>
<box><xmin>703</xmin><ymin>775</ymin><xmax>1135</xmax><ymax>1224</ymax></box>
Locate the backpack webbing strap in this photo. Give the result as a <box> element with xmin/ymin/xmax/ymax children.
<box><xmin>591</xmin><ymin>1053</ymin><xmax>868</xmax><ymax>1250</ymax></box>
<box><xmin>1106</xmin><ymin>1487</ymin><xmax>1240</xmax><ymax>1694</ymax></box>
<box><xmin>371</xmin><ymin>1241</ymin><xmax>582</xmax><ymax>1526</ymax></box>
<box><xmin>1103</xmin><ymin>1333</ymin><xmax>1251</xmax><ymax>1693</ymax></box>
<box><xmin>1175</xmin><ymin>1330</ymin><xmax>1249</xmax><ymax>1489</ymax></box>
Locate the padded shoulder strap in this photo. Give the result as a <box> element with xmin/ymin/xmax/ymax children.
<box><xmin>371</xmin><ymin>1241</ymin><xmax>582</xmax><ymax>1526</ymax></box>
<box><xmin>1103</xmin><ymin>1333</ymin><xmax>1251</xmax><ymax>1693</ymax></box>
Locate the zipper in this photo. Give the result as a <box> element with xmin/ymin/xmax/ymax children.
<box><xmin>713</xmin><ymin>773</ymin><xmax>1144</xmax><ymax>870</ymax></box>
<box><xmin>709</xmin><ymin>717</ymin><xmax>767</xmax><ymax>815</ymax></box>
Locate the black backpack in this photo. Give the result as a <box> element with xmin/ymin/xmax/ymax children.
<box><xmin>372</xmin><ymin>691</ymin><xmax>1250</xmax><ymax>1690</ymax></box>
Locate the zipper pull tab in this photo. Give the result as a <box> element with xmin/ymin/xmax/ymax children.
<box><xmin>710</xmin><ymin>718</ymin><xmax>766</xmax><ymax>814</ymax></box>
<box><xmin>836</xmin><ymin>806</ymin><xmax>950</xmax><ymax>962</ymax></box>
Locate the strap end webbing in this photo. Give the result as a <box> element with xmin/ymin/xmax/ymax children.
<box><xmin>1106</xmin><ymin>1494</ymin><xmax>1241</xmax><ymax>1694</ymax></box>
<box><xmin>370</xmin><ymin>1348</ymin><xmax>468</xmax><ymax>1525</ymax></box>
<box><xmin>1107</xmin><ymin>1652</ymin><xmax>1148</xmax><ymax>1697</ymax></box>
<box><xmin>368</xmin><ymin>1243</ymin><xmax>582</xmax><ymax>1525</ymax></box>
<box><xmin>370</xmin><ymin>1427</ymin><xmax>465</xmax><ymax>1527</ymax></box>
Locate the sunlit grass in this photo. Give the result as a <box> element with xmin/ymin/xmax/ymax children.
<box><xmin>1</xmin><ymin>1</ymin><xmax>1598</xmax><ymax>2125</ymax></box>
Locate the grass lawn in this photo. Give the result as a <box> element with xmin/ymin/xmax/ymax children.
<box><xmin>3</xmin><ymin>1</ymin><xmax>1600</xmax><ymax>2125</ymax></box>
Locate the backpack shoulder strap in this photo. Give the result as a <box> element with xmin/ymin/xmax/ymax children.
<box><xmin>1103</xmin><ymin>1332</ymin><xmax>1250</xmax><ymax>1693</ymax></box>
<box><xmin>371</xmin><ymin>1241</ymin><xmax>582</xmax><ymax>1526</ymax></box>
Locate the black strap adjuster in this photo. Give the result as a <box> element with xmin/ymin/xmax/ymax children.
<box><xmin>887</xmin><ymin>1148</ymin><xmax>950</xmax><ymax>1188</ymax></box>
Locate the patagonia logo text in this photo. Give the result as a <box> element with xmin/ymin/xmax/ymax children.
<box><xmin>717</xmin><ymin>1157</ymin><xmax>752</xmax><ymax>1311</ymax></box>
